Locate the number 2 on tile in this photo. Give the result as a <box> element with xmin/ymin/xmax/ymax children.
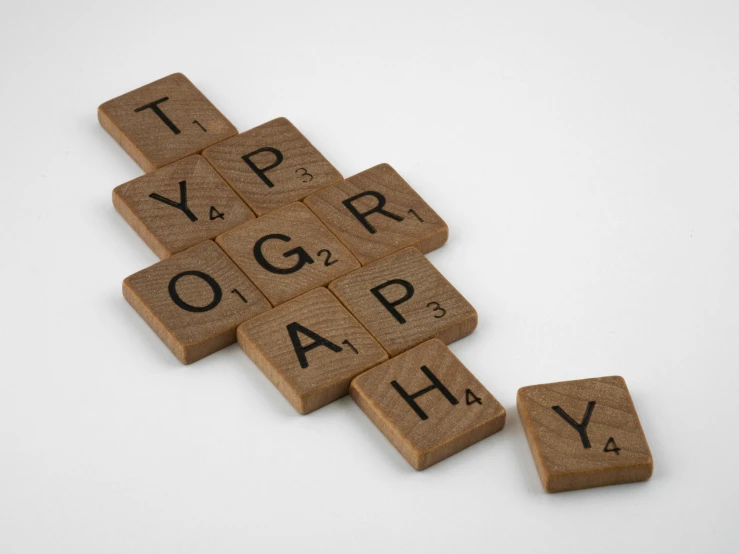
<box><xmin>317</xmin><ymin>249</ymin><xmax>338</xmax><ymax>266</ymax></box>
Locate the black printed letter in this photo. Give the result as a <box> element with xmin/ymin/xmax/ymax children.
<box><xmin>134</xmin><ymin>97</ymin><xmax>180</xmax><ymax>134</ymax></box>
<box><xmin>149</xmin><ymin>181</ymin><xmax>198</xmax><ymax>222</ymax></box>
<box><xmin>391</xmin><ymin>366</ymin><xmax>458</xmax><ymax>420</ymax></box>
<box><xmin>253</xmin><ymin>234</ymin><xmax>314</xmax><ymax>275</ymax></box>
<box><xmin>552</xmin><ymin>401</ymin><xmax>596</xmax><ymax>449</ymax></box>
<box><xmin>168</xmin><ymin>270</ymin><xmax>222</xmax><ymax>313</ymax></box>
<box><xmin>242</xmin><ymin>147</ymin><xmax>283</xmax><ymax>188</ymax></box>
<box><xmin>287</xmin><ymin>322</ymin><xmax>342</xmax><ymax>369</ymax></box>
<box><xmin>342</xmin><ymin>191</ymin><xmax>404</xmax><ymax>234</ymax></box>
<box><xmin>370</xmin><ymin>279</ymin><xmax>414</xmax><ymax>324</ymax></box>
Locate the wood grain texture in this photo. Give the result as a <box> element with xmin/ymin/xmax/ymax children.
<box><xmin>517</xmin><ymin>376</ymin><xmax>653</xmax><ymax>493</ymax></box>
<box><xmin>328</xmin><ymin>247</ymin><xmax>477</xmax><ymax>356</ymax></box>
<box><xmin>202</xmin><ymin>117</ymin><xmax>342</xmax><ymax>215</ymax></box>
<box><xmin>237</xmin><ymin>288</ymin><xmax>388</xmax><ymax>414</ymax></box>
<box><xmin>303</xmin><ymin>163</ymin><xmax>448</xmax><ymax>265</ymax></box>
<box><xmin>99</xmin><ymin>73</ymin><xmax>237</xmax><ymax>172</ymax></box>
<box><xmin>350</xmin><ymin>339</ymin><xmax>505</xmax><ymax>470</ymax></box>
<box><xmin>123</xmin><ymin>241</ymin><xmax>271</xmax><ymax>364</ymax></box>
<box><xmin>216</xmin><ymin>203</ymin><xmax>360</xmax><ymax>306</ymax></box>
<box><xmin>113</xmin><ymin>155</ymin><xmax>255</xmax><ymax>259</ymax></box>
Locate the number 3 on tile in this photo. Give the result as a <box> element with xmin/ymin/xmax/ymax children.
<box><xmin>295</xmin><ymin>168</ymin><xmax>313</xmax><ymax>183</ymax></box>
<box><xmin>427</xmin><ymin>301</ymin><xmax>446</xmax><ymax>318</ymax></box>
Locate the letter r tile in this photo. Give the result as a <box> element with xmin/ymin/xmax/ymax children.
<box><xmin>237</xmin><ymin>288</ymin><xmax>388</xmax><ymax>414</ymax></box>
<box><xmin>517</xmin><ymin>376</ymin><xmax>653</xmax><ymax>493</ymax></box>
<box><xmin>99</xmin><ymin>73</ymin><xmax>238</xmax><ymax>172</ymax></box>
<box><xmin>329</xmin><ymin>247</ymin><xmax>477</xmax><ymax>356</ymax></box>
<box><xmin>304</xmin><ymin>163</ymin><xmax>448</xmax><ymax>265</ymax></box>
<box><xmin>350</xmin><ymin>339</ymin><xmax>506</xmax><ymax>470</ymax></box>
<box><xmin>216</xmin><ymin>203</ymin><xmax>359</xmax><ymax>306</ymax></box>
<box><xmin>123</xmin><ymin>241</ymin><xmax>270</xmax><ymax>364</ymax></box>
<box><xmin>203</xmin><ymin>117</ymin><xmax>343</xmax><ymax>216</ymax></box>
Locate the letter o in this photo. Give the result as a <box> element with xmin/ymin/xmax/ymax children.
<box><xmin>168</xmin><ymin>270</ymin><xmax>223</xmax><ymax>313</ymax></box>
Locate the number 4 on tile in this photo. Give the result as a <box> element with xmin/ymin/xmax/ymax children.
<box><xmin>466</xmin><ymin>389</ymin><xmax>482</xmax><ymax>405</ymax></box>
<box><xmin>604</xmin><ymin>437</ymin><xmax>621</xmax><ymax>455</ymax></box>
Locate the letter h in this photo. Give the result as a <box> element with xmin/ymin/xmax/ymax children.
<box><xmin>391</xmin><ymin>366</ymin><xmax>459</xmax><ymax>421</ymax></box>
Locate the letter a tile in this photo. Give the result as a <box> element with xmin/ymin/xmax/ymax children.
<box><xmin>351</xmin><ymin>339</ymin><xmax>506</xmax><ymax>470</ymax></box>
<box><xmin>304</xmin><ymin>163</ymin><xmax>448</xmax><ymax>265</ymax></box>
<box><xmin>113</xmin><ymin>155</ymin><xmax>255</xmax><ymax>259</ymax></box>
<box><xmin>329</xmin><ymin>247</ymin><xmax>476</xmax><ymax>356</ymax></box>
<box><xmin>123</xmin><ymin>241</ymin><xmax>271</xmax><ymax>364</ymax></box>
<box><xmin>216</xmin><ymin>203</ymin><xmax>359</xmax><ymax>306</ymax></box>
<box><xmin>99</xmin><ymin>73</ymin><xmax>237</xmax><ymax>172</ymax></box>
<box><xmin>237</xmin><ymin>288</ymin><xmax>388</xmax><ymax>414</ymax></box>
<box><xmin>203</xmin><ymin>117</ymin><xmax>343</xmax><ymax>215</ymax></box>
<box><xmin>517</xmin><ymin>376</ymin><xmax>653</xmax><ymax>493</ymax></box>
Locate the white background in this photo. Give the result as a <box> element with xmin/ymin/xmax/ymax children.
<box><xmin>1</xmin><ymin>1</ymin><xmax>737</xmax><ymax>552</ymax></box>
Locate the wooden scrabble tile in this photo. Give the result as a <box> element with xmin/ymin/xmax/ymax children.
<box><xmin>99</xmin><ymin>73</ymin><xmax>237</xmax><ymax>172</ymax></box>
<box><xmin>202</xmin><ymin>117</ymin><xmax>342</xmax><ymax>215</ymax></box>
<box><xmin>216</xmin><ymin>203</ymin><xmax>360</xmax><ymax>306</ymax></box>
<box><xmin>123</xmin><ymin>240</ymin><xmax>271</xmax><ymax>364</ymax></box>
<box><xmin>328</xmin><ymin>247</ymin><xmax>476</xmax><ymax>356</ymax></box>
<box><xmin>303</xmin><ymin>163</ymin><xmax>448</xmax><ymax>265</ymax></box>
<box><xmin>517</xmin><ymin>376</ymin><xmax>653</xmax><ymax>493</ymax></box>
<box><xmin>237</xmin><ymin>288</ymin><xmax>388</xmax><ymax>414</ymax></box>
<box><xmin>350</xmin><ymin>339</ymin><xmax>505</xmax><ymax>470</ymax></box>
<box><xmin>113</xmin><ymin>155</ymin><xmax>255</xmax><ymax>259</ymax></box>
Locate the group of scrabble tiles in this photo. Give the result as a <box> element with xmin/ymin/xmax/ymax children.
<box><xmin>101</xmin><ymin>73</ymin><xmax>653</xmax><ymax>492</ymax></box>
